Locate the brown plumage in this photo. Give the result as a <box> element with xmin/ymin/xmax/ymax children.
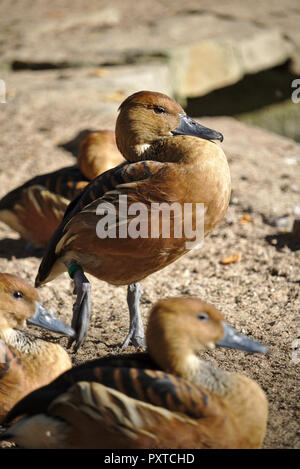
<box><xmin>0</xmin><ymin>298</ymin><xmax>268</xmax><ymax>449</ymax></box>
<box><xmin>35</xmin><ymin>90</ymin><xmax>231</xmax><ymax>350</ymax></box>
<box><xmin>0</xmin><ymin>273</ymin><xmax>73</xmax><ymax>422</ymax></box>
<box><xmin>0</xmin><ymin>130</ymin><xmax>123</xmax><ymax>249</ymax></box>
<box><xmin>78</xmin><ymin>130</ymin><xmax>124</xmax><ymax>180</ymax></box>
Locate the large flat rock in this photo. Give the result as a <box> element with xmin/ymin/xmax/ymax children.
<box><xmin>0</xmin><ymin>2</ymin><xmax>297</xmax><ymax>100</ymax></box>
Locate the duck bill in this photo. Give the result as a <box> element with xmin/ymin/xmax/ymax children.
<box><xmin>27</xmin><ymin>301</ymin><xmax>75</xmax><ymax>337</ymax></box>
<box><xmin>216</xmin><ymin>322</ymin><xmax>268</xmax><ymax>354</ymax></box>
<box><xmin>172</xmin><ymin>113</ymin><xmax>223</xmax><ymax>142</ymax></box>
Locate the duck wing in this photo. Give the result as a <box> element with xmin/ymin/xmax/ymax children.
<box><xmin>35</xmin><ymin>160</ymin><xmax>167</xmax><ymax>285</ymax></box>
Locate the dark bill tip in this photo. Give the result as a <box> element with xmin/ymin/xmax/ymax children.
<box><xmin>27</xmin><ymin>301</ymin><xmax>75</xmax><ymax>337</ymax></box>
<box><xmin>216</xmin><ymin>322</ymin><xmax>269</xmax><ymax>354</ymax></box>
<box><xmin>172</xmin><ymin>113</ymin><xmax>224</xmax><ymax>142</ymax></box>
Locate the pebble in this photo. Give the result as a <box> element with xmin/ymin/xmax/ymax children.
<box><xmin>293</xmin><ymin>206</ymin><xmax>300</xmax><ymax>216</ymax></box>
<box><xmin>220</xmin><ymin>253</ymin><xmax>242</xmax><ymax>265</ymax></box>
<box><xmin>268</xmin><ymin>215</ymin><xmax>290</xmax><ymax>229</ymax></box>
<box><xmin>283</xmin><ymin>156</ymin><xmax>300</xmax><ymax>165</ymax></box>
<box><xmin>230</xmin><ymin>195</ymin><xmax>239</xmax><ymax>205</ymax></box>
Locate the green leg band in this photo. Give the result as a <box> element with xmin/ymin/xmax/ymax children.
<box><xmin>68</xmin><ymin>264</ymin><xmax>83</xmax><ymax>279</ymax></box>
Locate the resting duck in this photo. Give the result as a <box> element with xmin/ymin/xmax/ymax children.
<box><xmin>0</xmin><ymin>130</ymin><xmax>123</xmax><ymax>249</ymax></box>
<box><xmin>0</xmin><ymin>273</ymin><xmax>74</xmax><ymax>422</ymax></box>
<box><xmin>35</xmin><ymin>90</ymin><xmax>231</xmax><ymax>350</ymax></box>
<box><xmin>78</xmin><ymin>130</ymin><xmax>124</xmax><ymax>181</ymax></box>
<box><xmin>0</xmin><ymin>298</ymin><xmax>268</xmax><ymax>449</ymax></box>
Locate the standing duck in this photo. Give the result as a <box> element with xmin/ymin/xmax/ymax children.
<box><xmin>0</xmin><ymin>273</ymin><xmax>74</xmax><ymax>421</ymax></box>
<box><xmin>35</xmin><ymin>90</ymin><xmax>231</xmax><ymax>350</ymax></box>
<box><xmin>0</xmin><ymin>298</ymin><xmax>268</xmax><ymax>449</ymax></box>
<box><xmin>0</xmin><ymin>130</ymin><xmax>123</xmax><ymax>249</ymax></box>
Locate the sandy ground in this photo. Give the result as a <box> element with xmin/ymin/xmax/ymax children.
<box><xmin>0</xmin><ymin>1</ymin><xmax>299</xmax><ymax>450</ymax></box>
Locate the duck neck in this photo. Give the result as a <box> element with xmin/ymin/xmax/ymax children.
<box><xmin>125</xmin><ymin>138</ymin><xmax>185</xmax><ymax>163</ymax></box>
<box><xmin>124</xmin><ymin>140</ymin><xmax>161</xmax><ymax>162</ymax></box>
<box><xmin>1</xmin><ymin>328</ymin><xmax>40</xmax><ymax>355</ymax></box>
<box><xmin>170</xmin><ymin>349</ymin><xmax>231</xmax><ymax>396</ymax></box>
<box><xmin>1</xmin><ymin>328</ymin><xmax>72</xmax><ymax>392</ymax></box>
<box><xmin>151</xmin><ymin>336</ymin><xmax>231</xmax><ymax>396</ymax></box>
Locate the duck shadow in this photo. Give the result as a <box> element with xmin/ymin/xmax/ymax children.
<box><xmin>265</xmin><ymin>233</ymin><xmax>300</xmax><ymax>252</ymax></box>
<box><xmin>0</xmin><ymin>238</ymin><xmax>45</xmax><ymax>259</ymax></box>
<box><xmin>58</xmin><ymin>129</ymin><xmax>95</xmax><ymax>158</ymax></box>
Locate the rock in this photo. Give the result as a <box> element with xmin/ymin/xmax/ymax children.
<box><xmin>1</xmin><ymin>63</ymin><xmax>172</xmax><ymax>116</ymax></box>
<box><xmin>237</xmin><ymin>101</ymin><xmax>300</xmax><ymax>144</ymax></box>
<box><xmin>239</xmin><ymin>214</ymin><xmax>252</xmax><ymax>224</ymax></box>
<box><xmin>220</xmin><ymin>253</ymin><xmax>242</xmax><ymax>265</ymax></box>
<box><xmin>224</xmin><ymin>206</ymin><xmax>238</xmax><ymax>225</ymax></box>
<box><xmin>170</xmin><ymin>24</ymin><xmax>292</xmax><ymax>100</ymax></box>
<box><xmin>293</xmin><ymin>206</ymin><xmax>300</xmax><ymax>217</ymax></box>
<box><xmin>0</xmin><ymin>10</ymin><xmax>294</xmax><ymax>101</ymax></box>
<box><xmin>283</xmin><ymin>156</ymin><xmax>300</xmax><ymax>166</ymax></box>
<box><xmin>264</xmin><ymin>215</ymin><xmax>291</xmax><ymax>229</ymax></box>
<box><xmin>169</xmin><ymin>38</ymin><xmax>243</xmax><ymax>100</ymax></box>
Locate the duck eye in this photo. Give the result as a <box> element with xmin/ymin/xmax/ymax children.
<box><xmin>13</xmin><ymin>291</ymin><xmax>24</xmax><ymax>300</ymax></box>
<box><xmin>198</xmin><ymin>312</ymin><xmax>208</xmax><ymax>321</ymax></box>
<box><xmin>153</xmin><ymin>106</ymin><xmax>166</xmax><ymax>114</ymax></box>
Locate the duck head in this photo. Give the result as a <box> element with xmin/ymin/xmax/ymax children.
<box><xmin>146</xmin><ymin>297</ymin><xmax>268</xmax><ymax>376</ymax></box>
<box><xmin>0</xmin><ymin>273</ymin><xmax>75</xmax><ymax>337</ymax></box>
<box><xmin>116</xmin><ymin>90</ymin><xmax>223</xmax><ymax>162</ymax></box>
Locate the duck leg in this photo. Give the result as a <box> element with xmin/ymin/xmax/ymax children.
<box><xmin>65</xmin><ymin>263</ymin><xmax>91</xmax><ymax>352</ymax></box>
<box><xmin>121</xmin><ymin>282</ymin><xmax>146</xmax><ymax>349</ymax></box>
